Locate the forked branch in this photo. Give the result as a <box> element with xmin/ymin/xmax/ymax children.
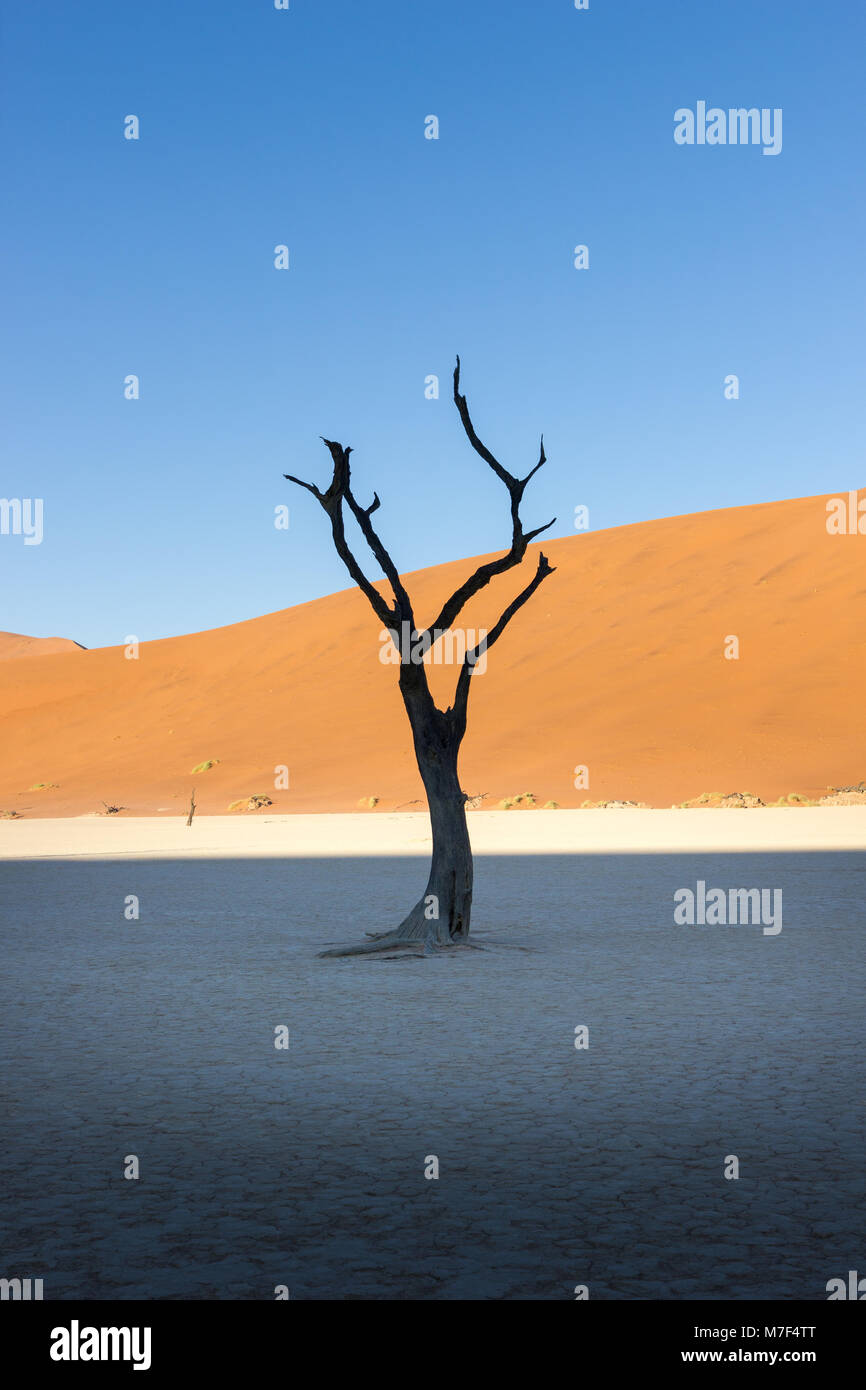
<box><xmin>285</xmin><ymin>360</ymin><xmax>557</xmax><ymax>706</ymax></box>
<box><xmin>451</xmin><ymin>549</ymin><xmax>556</xmax><ymax>733</ymax></box>
<box><xmin>285</xmin><ymin>438</ymin><xmax>414</xmax><ymax>630</ymax></box>
<box><xmin>421</xmin><ymin>358</ymin><xmax>555</xmax><ymax>639</ymax></box>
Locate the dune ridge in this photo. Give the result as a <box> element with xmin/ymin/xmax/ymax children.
<box><xmin>1</xmin><ymin>491</ymin><xmax>863</xmax><ymax>817</ymax></box>
<box><xmin>0</xmin><ymin>632</ymin><xmax>86</xmax><ymax>661</ymax></box>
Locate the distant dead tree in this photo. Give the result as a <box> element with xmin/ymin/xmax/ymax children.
<box><xmin>186</xmin><ymin>788</ymin><xmax>197</xmax><ymax>827</ymax></box>
<box><xmin>286</xmin><ymin>358</ymin><xmax>555</xmax><ymax>957</ymax></box>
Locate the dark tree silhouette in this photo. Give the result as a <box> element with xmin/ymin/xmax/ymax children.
<box><xmin>286</xmin><ymin>358</ymin><xmax>556</xmax><ymax>957</ymax></box>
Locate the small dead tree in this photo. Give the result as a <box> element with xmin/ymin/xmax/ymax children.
<box><xmin>286</xmin><ymin>358</ymin><xmax>555</xmax><ymax>957</ymax></box>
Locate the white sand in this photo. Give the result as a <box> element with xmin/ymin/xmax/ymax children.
<box><xmin>1</xmin><ymin>806</ymin><xmax>863</xmax><ymax>860</ymax></box>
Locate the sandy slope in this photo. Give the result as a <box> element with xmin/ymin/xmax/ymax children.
<box><xmin>0</xmin><ymin>491</ymin><xmax>863</xmax><ymax>816</ymax></box>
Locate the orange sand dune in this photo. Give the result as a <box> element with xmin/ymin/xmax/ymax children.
<box><xmin>1</xmin><ymin>493</ymin><xmax>863</xmax><ymax>818</ymax></box>
<box><xmin>0</xmin><ymin>632</ymin><xmax>86</xmax><ymax>661</ymax></box>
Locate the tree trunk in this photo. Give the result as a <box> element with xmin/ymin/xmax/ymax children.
<box><xmin>426</xmin><ymin>765</ymin><xmax>473</xmax><ymax>943</ymax></box>
<box><xmin>318</xmin><ymin>673</ymin><xmax>472</xmax><ymax>957</ymax></box>
<box><xmin>408</xmin><ymin>747</ymin><xmax>473</xmax><ymax>945</ymax></box>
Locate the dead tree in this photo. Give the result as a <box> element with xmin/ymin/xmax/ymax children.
<box><xmin>286</xmin><ymin>358</ymin><xmax>555</xmax><ymax>957</ymax></box>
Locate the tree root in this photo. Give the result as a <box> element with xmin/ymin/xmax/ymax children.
<box><xmin>318</xmin><ymin>934</ymin><xmax>424</xmax><ymax>959</ymax></box>
<box><xmin>318</xmin><ymin>930</ymin><xmax>476</xmax><ymax>960</ymax></box>
<box><xmin>320</xmin><ymin>898</ymin><xmax>470</xmax><ymax>959</ymax></box>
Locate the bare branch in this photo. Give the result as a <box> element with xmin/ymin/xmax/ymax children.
<box><xmin>452</xmin><ymin>355</ymin><xmax>515</xmax><ymax>489</ymax></box>
<box><xmin>478</xmin><ymin>550</ymin><xmax>555</xmax><ymax>656</ymax></box>
<box><xmin>285</xmin><ymin>447</ymin><xmax>397</xmax><ymax>628</ymax></box>
<box><xmin>343</xmin><ymin>486</ymin><xmax>415</xmax><ymax>623</ymax></box>
<box><xmin>421</xmin><ymin>359</ymin><xmax>555</xmax><ymax>637</ymax></box>
<box><xmin>522</xmin><ymin>436</ymin><xmax>546</xmax><ymax>487</ymax></box>
<box><xmin>524</xmin><ymin>517</ymin><xmax>556</xmax><ymax>543</ymax></box>
<box><xmin>330</xmin><ymin>505</ymin><xmax>397</xmax><ymax>627</ymax></box>
<box><xmin>450</xmin><ymin>551</ymin><xmax>556</xmax><ymax>733</ymax></box>
<box><xmin>283</xmin><ymin>473</ymin><xmax>322</xmax><ymax>501</ymax></box>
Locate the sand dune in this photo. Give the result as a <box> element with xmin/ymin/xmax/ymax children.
<box><xmin>1</xmin><ymin>491</ymin><xmax>863</xmax><ymax>817</ymax></box>
<box><xmin>0</xmin><ymin>631</ymin><xmax>86</xmax><ymax>661</ymax></box>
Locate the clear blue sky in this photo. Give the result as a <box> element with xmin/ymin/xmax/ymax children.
<box><xmin>2</xmin><ymin>0</ymin><xmax>864</xmax><ymax>647</ymax></box>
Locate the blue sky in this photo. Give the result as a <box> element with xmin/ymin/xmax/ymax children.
<box><xmin>2</xmin><ymin>0</ymin><xmax>864</xmax><ymax>647</ymax></box>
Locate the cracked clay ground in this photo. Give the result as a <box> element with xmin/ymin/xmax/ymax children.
<box><xmin>0</xmin><ymin>850</ymin><xmax>863</xmax><ymax>1299</ymax></box>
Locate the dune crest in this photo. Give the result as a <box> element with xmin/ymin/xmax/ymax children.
<box><xmin>0</xmin><ymin>632</ymin><xmax>86</xmax><ymax>661</ymax></box>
